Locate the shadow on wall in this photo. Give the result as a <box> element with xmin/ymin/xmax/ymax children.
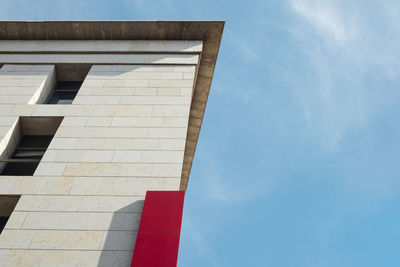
<box><xmin>97</xmin><ymin>200</ymin><xmax>144</xmax><ymax>267</ymax></box>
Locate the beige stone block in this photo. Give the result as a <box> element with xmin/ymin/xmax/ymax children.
<box><xmin>161</xmin><ymin>72</ymin><xmax>184</xmax><ymax>80</ymax></box>
<box><xmin>46</xmin><ymin>196</ymin><xmax>83</xmax><ymax>211</ymax></box>
<box><xmin>148</xmin><ymin>79</ymin><xmax>193</xmax><ymax>88</ymax></box>
<box><xmin>152</xmin><ymin>105</ymin><xmax>190</xmax><ymax>117</ymax></box>
<box><xmin>0</xmin><ymin>126</ymin><xmax>11</xmax><ymax>137</ymax></box>
<box><xmin>93</xmin><ymin>127</ymin><xmax>147</xmax><ymax>138</ymax></box>
<box><xmin>157</xmin><ymin>87</ymin><xmax>181</xmax><ymax>95</ymax></box>
<box><xmin>70</xmin><ymin>177</ymin><xmax>180</xmax><ymax>195</ymax></box>
<box><xmin>0</xmin><ymin>95</ymin><xmax>31</xmax><ymax>104</ymax></box>
<box><xmin>111</xmin><ymin>117</ymin><xmax>138</xmax><ymax>127</ymax></box>
<box><xmin>103</xmin><ymin>79</ymin><xmax>148</xmax><ymax>87</ymax></box>
<box><xmin>39</xmin><ymin>250</ymin><xmax>80</xmax><ymax>267</ymax></box>
<box><xmin>0</xmin><ymin>105</ymin><xmax>13</xmax><ymax>115</ymax></box>
<box><xmin>147</xmin><ymin>127</ymin><xmax>187</xmax><ymax>138</ymax></box>
<box><xmin>183</xmin><ymin>72</ymin><xmax>195</xmax><ymax>79</ymax></box>
<box><xmin>30</xmin><ymin>230</ymin><xmax>69</xmax><ymax>249</ymax></box>
<box><xmin>5</xmin><ymin>212</ymin><xmax>27</xmax><ymax>229</ymax></box>
<box><xmin>39</xmin><ymin>177</ymin><xmax>74</xmax><ymax>195</ymax></box>
<box><xmin>162</xmin><ymin>117</ymin><xmax>189</xmax><ymax>127</ymax></box>
<box><xmin>134</xmin><ymin>87</ymin><xmax>157</xmax><ymax>96</ymax></box>
<box><xmin>9</xmin><ymin>178</ymin><xmax>43</xmax><ymax>194</ymax></box>
<box><xmin>32</xmin><ymin>65</ymin><xmax>55</xmax><ymax>72</ymax></box>
<box><xmin>96</xmin><ymin>251</ymin><xmax>133</xmax><ymax>267</ymax></box>
<box><xmin>102</xmin><ymin>212</ymin><xmax>141</xmax><ymax>231</ymax></box>
<box><xmin>180</xmin><ymin>87</ymin><xmax>193</xmax><ymax>96</ymax></box>
<box><xmin>0</xmin><ymin>176</ymin><xmax>16</xmax><ymax>194</ymax></box>
<box><xmin>76</xmin><ymin>105</ymin><xmax>153</xmax><ymax>117</ymax></box>
<box><xmin>0</xmin><ymin>73</ymin><xmax>48</xmax><ymax>79</ymax></box>
<box><xmin>173</xmin><ymin>65</ymin><xmax>196</xmax><ymax>72</ymax></box>
<box><xmin>101</xmin><ymin>231</ymin><xmax>136</xmax><ymax>250</ymax></box>
<box><xmin>75</xmin><ymin>251</ymin><xmax>102</xmax><ymax>267</ymax></box>
<box><xmin>78</xmin><ymin>196</ymin><xmax>144</xmax><ymax>212</ymax></box>
<box><xmin>0</xmin><ymin>116</ymin><xmax>18</xmax><ymax>127</ymax></box>
<box><xmin>112</xmin><ymin>151</ymin><xmax>141</xmax><ymax>163</ymax></box>
<box><xmin>30</xmin><ymin>230</ymin><xmax>104</xmax><ymax>250</ymax></box>
<box><xmin>64</xmin><ymin>231</ymin><xmax>105</xmax><ymax>250</ymax></box>
<box><xmin>1</xmin><ymin>64</ymin><xmax>34</xmax><ymax>72</ymax></box>
<box><xmin>152</xmin><ymin>163</ymin><xmax>182</xmax><ymax>177</ymax></box>
<box><xmin>7</xmin><ymin>105</ymin><xmax>34</xmax><ymax>116</ymax></box>
<box><xmin>80</xmin><ymin>87</ymin><xmax>134</xmax><ymax>96</ymax></box>
<box><xmin>120</xmin><ymin>95</ymin><xmax>191</xmax><ymax>105</ymax></box>
<box><xmin>63</xmin><ymin>162</ymin><xmax>118</xmax><ymax>177</ymax></box>
<box><xmin>34</xmin><ymin>162</ymin><xmax>66</xmax><ymax>176</ymax></box>
<box><xmin>22</xmin><ymin>212</ymin><xmax>141</xmax><ymax>231</ymax></box>
<box><xmin>49</xmin><ymin>137</ymin><xmax>78</xmax><ymax>149</ymax></box>
<box><xmin>0</xmin><ymin>249</ymin><xmax>43</xmax><ymax>267</ymax></box>
<box><xmin>74</xmin><ymin>95</ymin><xmax>121</xmax><ymax>104</ymax></box>
<box><xmin>18</xmin><ymin>79</ymin><xmax>45</xmax><ymax>87</ymax></box>
<box><xmin>31</xmin><ymin>105</ymin><xmax>60</xmax><ymax>116</ymax></box>
<box><xmin>157</xmin><ymin>139</ymin><xmax>186</xmax><ymax>150</ymax></box>
<box><xmin>140</xmin><ymin>150</ymin><xmax>184</xmax><ymax>163</ymax></box>
<box><xmin>15</xmin><ymin>196</ymin><xmax>51</xmax><ymax>211</ymax></box>
<box><xmin>61</xmin><ymin>117</ymin><xmax>88</xmax><ymax>127</ymax></box>
<box><xmin>0</xmin><ymin>78</ymin><xmax>22</xmax><ymax>86</ymax></box>
<box><xmin>164</xmin><ymin>178</ymin><xmax>181</xmax><ymax>189</ymax></box>
<box><xmin>0</xmin><ymin>86</ymin><xmax>38</xmax><ymax>96</ymax></box>
<box><xmin>40</xmin><ymin>149</ymin><xmax>58</xmax><ymax>162</ymax></box>
<box><xmin>135</xmin><ymin>117</ymin><xmax>163</xmax><ymax>127</ymax></box>
<box><xmin>55</xmin><ymin>126</ymin><xmax>96</xmax><ymax>138</ymax></box>
<box><xmin>43</xmin><ymin>149</ymin><xmax>115</xmax><ymax>163</ymax></box>
<box><xmin>104</xmin><ymin>138</ymin><xmax>144</xmax><ymax>150</ymax></box>
<box><xmin>55</xmin><ymin>105</ymin><xmax>80</xmax><ymax>116</ymax></box>
<box><xmin>0</xmin><ymin>230</ymin><xmax>34</xmax><ymax>249</ymax></box>
<box><xmin>64</xmin><ymin>163</ymin><xmax>164</xmax><ymax>177</ymax></box>
<box><xmin>75</xmin><ymin>138</ymin><xmax>105</xmax><ymax>149</ymax></box>
<box><xmin>81</xmin><ymin>79</ymin><xmax>105</xmax><ymax>87</ymax></box>
<box><xmin>86</xmin><ymin>116</ymin><xmax>113</xmax><ymax>126</ymax></box>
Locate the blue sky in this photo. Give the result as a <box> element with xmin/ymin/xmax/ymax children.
<box><xmin>1</xmin><ymin>0</ymin><xmax>400</xmax><ymax>266</ymax></box>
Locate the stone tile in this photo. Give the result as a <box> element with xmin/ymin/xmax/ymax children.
<box><xmin>0</xmin><ymin>230</ymin><xmax>34</xmax><ymax>249</ymax></box>
<box><xmin>101</xmin><ymin>231</ymin><xmax>136</xmax><ymax>250</ymax></box>
<box><xmin>39</xmin><ymin>250</ymin><xmax>80</xmax><ymax>267</ymax></box>
<box><xmin>22</xmin><ymin>212</ymin><xmax>141</xmax><ymax>231</ymax></box>
<box><xmin>0</xmin><ymin>249</ymin><xmax>43</xmax><ymax>267</ymax></box>
<box><xmin>34</xmin><ymin>163</ymin><xmax>66</xmax><ymax>176</ymax></box>
<box><xmin>112</xmin><ymin>151</ymin><xmax>141</xmax><ymax>163</ymax></box>
<box><xmin>4</xmin><ymin>212</ymin><xmax>28</xmax><ymax>229</ymax></box>
<box><xmin>15</xmin><ymin>196</ymin><xmax>51</xmax><ymax>211</ymax></box>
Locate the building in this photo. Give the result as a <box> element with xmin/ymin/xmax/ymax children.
<box><xmin>0</xmin><ymin>21</ymin><xmax>223</xmax><ymax>266</ymax></box>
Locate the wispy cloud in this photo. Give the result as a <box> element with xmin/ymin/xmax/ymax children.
<box><xmin>286</xmin><ymin>0</ymin><xmax>400</xmax><ymax>150</ymax></box>
<box><xmin>290</xmin><ymin>0</ymin><xmax>352</xmax><ymax>45</ymax></box>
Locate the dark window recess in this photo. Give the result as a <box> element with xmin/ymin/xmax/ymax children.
<box><xmin>0</xmin><ymin>135</ymin><xmax>53</xmax><ymax>176</ymax></box>
<box><xmin>0</xmin><ymin>216</ymin><xmax>8</xmax><ymax>233</ymax></box>
<box><xmin>45</xmin><ymin>81</ymin><xmax>82</xmax><ymax>104</ymax></box>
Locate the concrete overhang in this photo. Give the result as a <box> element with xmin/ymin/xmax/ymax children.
<box><xmin>0</xmin><ymin>21</ymin><xmax>225</xmax><ymax>190</ymax></box>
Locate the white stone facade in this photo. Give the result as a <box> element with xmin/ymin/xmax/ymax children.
<box><xmin>0</xmin><ymin>41</ymin><xmax>197</xmax><ymax>266</ymax></box>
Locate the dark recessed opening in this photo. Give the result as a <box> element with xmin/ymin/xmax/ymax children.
<box><xmin>0</xmin><ymin>195</ymin><xmax>20</xmax><ymax>234</ymax></box>
<box><xmin>45</xmin><ymin>81</ymin><xmax>83</xmax><ymax>104</ymax></box>
<box><xmin>0</xmin><ymin>116</ymin><xmax>63</xmax><ymax>176</ymax></box>
<box><xmin>0</xmin><ymin>135</ymin><xmax>53</xmax><ymax>175</ymax></box>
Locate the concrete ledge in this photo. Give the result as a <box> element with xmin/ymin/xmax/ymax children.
<box><xmin>0</xmin><ymin>40</ymin><xmax>203</xmax><ymax>53</ymax></box>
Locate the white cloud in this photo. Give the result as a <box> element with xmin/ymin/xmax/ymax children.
<box><xmin>287</xmin><ymin>0</ymin><xmax>400</xmax><ymax>150</ymax></box>
<box><xmin>290</xmin><ymin>0</ymin><xmax>351</xmax><ymax>45</ymax></box>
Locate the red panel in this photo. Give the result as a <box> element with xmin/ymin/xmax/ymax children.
<box><xmin>131</xmin><ymin>191</ymin><xmax>185</xmax><ymax>267</ymax></box>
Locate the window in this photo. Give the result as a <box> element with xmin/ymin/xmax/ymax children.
<box><xmin>0</xmin><ymin>195</ymin><xmax>20</xmax><ymax>234</ymax></box>
<box><xmin>0</xmin><ymin>116</ymin><xmax>63</xmax><ymax>176</ymax></box>
<box><xmin>45</xmin><ymin>81</ymin><xmax>82</xmax><ymax>104</ymax></box>
<box><xmin>0</xmin><ymin>135</ymin><xmax>53</xmax><ymax>175</ymax></box>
